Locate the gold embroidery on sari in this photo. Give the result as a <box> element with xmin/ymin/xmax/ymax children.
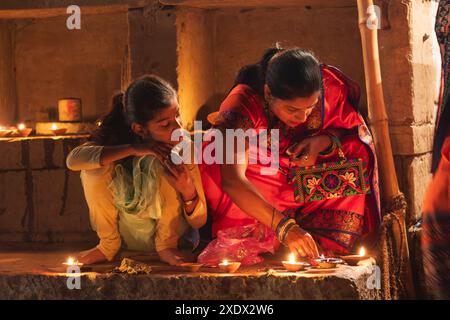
<box><xmin>215</xmin><ymin>111</ymin><xmax>254</xmax><ymax>130</ymax></box>
<box><xmin>306</xmin><ymin>104</ymin><xmax>322</xmax><ymax>132</ymax></box>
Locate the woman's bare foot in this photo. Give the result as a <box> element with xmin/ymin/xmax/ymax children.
<box><xmin>76</xmin><ymin>247</ymin><xmax>107</xmax><ymax>265</ymax></box>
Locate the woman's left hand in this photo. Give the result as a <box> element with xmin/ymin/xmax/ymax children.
<box><xmin>162</xmin><ymin>160</ymin><xmax>197</xmax><ymax>201</ymax></box>
<box><xmin>286</xmin><ymin>134</ymin><xmax>332</xmax><ymax>167</ymax></box>
<box><xmin>158</xmin><ymin>248</ymin><xmax>194</xmax><ymax>266</ymax></box>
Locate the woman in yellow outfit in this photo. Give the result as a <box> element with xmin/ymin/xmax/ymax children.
<box><xmin>66</xmin><ymin>75</ymin><xmax>207</xmax><ymax>266</ymax></box>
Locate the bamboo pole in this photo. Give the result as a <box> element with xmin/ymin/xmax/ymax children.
<box><xmin>357</xmin><ymin>0</ymin><xmax>399</xmax><ymax>198</ymax></box>
<box><xmin>356</xmin><ymin>0</ymin><xmax>412</xmax><ymax>299</ymax></box>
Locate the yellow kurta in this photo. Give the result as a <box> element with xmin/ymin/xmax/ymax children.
<box><xmin>66</xmin><ymin>142</ymin><xmax>207</xmax><ymax>261</ymax></box>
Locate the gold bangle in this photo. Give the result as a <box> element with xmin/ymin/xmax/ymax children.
<box><xmin>277</xmin><ymin>218</ymin><xmax>296</xmax><ymax>242</ymax></box>
<box><xmin>282</xmin><ymin>223</ymin><xmax>300</xmax><ymax>243</ymax></box>
<box><xmin>280</xmin><ymin>220</ymin><xmax>296</xmax><ymax>242</ymax></box>
<box><xmin>319</xmin><ymin>132</ymin><xmax>338</xmax><ymax>157</ymax></box>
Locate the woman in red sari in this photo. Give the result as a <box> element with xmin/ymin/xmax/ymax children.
<box><xmin>199</xmin><ymin>47</ymin><xmax>380</xmax><ymax>262</ymax></box>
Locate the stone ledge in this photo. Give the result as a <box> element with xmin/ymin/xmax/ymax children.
<box><xmin>0</xmin><ymin>135</ymin><xmax>88</xmax><ymax>171</ymax></box>
<box><xmin>0</xmin><ymin>249</ymin><xmax>382</xmax><ymax>300</ymax></box>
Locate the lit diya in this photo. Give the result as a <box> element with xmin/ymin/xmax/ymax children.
<box><xmin>282</xmin><ymin>253</ymin><xmax>309</xmax><ymax>272</ymax></box>
<box><xmin>16</xmin><ymin>123</ymin><xmax>32</xmax><ymax>137</ymax></box>
<box><xmin>339</xmin><ymin>247</ymin><xmax>367</xmax><ymax>266</ymax></box>
<box><xmin>51</xmin><ymin>123</ymin><xmax>67</xmax><ymax>135</ymax></box>
<box><xmin>313</xmin><ymin>255</ymin><xmax>343</xmax><ymax>269</ymax></box>
<box><xmin>0</xmin><ymin>126</ymin><xmax>14</xmax><ymax>137</ymax></box>
<box><xmin>218</xmin><ymin>259</ymin><xmax>241</xmax><ymax>273</ymax></box>
<box><xmin>179</xmin><ymin>262</ymin><xmax>203</xmax><ymax>272</ymax></box>
<box><xmin>62</xmin><ymin>257</ymin><xmax>84</xmax><ymax>267</ymax></box>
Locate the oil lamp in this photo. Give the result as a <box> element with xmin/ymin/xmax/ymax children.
<box><xmin>282</xmin><ymin>253</ymin><xmax>309</xmax><ymax>272</ymax></box>
<box><xmin>17</xmin><ymin>123</ymin><xmax>32</xmax><ymax>137</ymax></box>
<box><xmin>0</xmin><ymin>125</ymin><xmax>13</xmax><ymax>137</ymax></box>
<box><xmin>62</xmin><ymin>257</ymin><xmax>83</xmax><ymax>267</ymax></box>
<box><xmin>313</xmin><ymin>254</ymin><xmax>343</xmax><ymax>269</ymax></box>
<box><xmin>179</xmin><ymin>262</ymin><xmax>203</xmax><ymax>272</ymax></box>
<box><xmin>51</xmin><ymin>123</ymin><xmax>67</xmax><ymax>135</ymax></box>
<box><xmin>218</xmin><ymin>259</ymin><xmax>241</xmax><ymax>273</ymax></box>
<box><xmin>340</xmin><ymin>247</ymin><xmax>367</xmax><ymax>266</ymax></box>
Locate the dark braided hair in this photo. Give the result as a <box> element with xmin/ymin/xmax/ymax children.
<box><xmin>234</xmin><ymin>45</ymin><xmax>321</xmax><ymax>100</ymax></box>
<box><xmin>90</xmin><ymin>75</ymin><xmax>177</xmax><ymax>146</ymax></box>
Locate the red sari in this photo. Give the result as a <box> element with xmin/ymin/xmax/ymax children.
<box><xmin>199</xmin><ymin>64</ymin><xmax>381</xmax><ymax>256</ymax></box>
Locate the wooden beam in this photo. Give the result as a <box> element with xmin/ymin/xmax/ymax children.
<box><xmin>0</xmin><ymin>0</ymin><xmax>154</xmax><ymax>19</ymax></box>
<box><xmin>0</xmin><ymin>0</ymin><xmax>152</xmax><ymax>10</ymax></box>
<box><xmin>159</xmin><ymin>0</ymin><xmax>356</xmax><ymax>9</ymax></box>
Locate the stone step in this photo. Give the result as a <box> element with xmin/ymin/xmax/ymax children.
<box><xmin>0</xmin><ymin>247</ymin><xmax>382</xmax><ymax>300</ymax></box>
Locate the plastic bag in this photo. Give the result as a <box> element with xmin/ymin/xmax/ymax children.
<box><xmin>197</xmin><ymin>223</ymin><xmax>276</xmax><ymax>266</ymax></box>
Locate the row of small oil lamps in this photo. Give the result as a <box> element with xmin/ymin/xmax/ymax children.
<box><xmin>281</xmin><ymin>247</ymin><xmax>367</xmax><ymax>271</ymax></box>
<box><xmin>62</xmin><ymin>247</ymin><xmax>368</xmax><ymax>273</ymax></box>
<box><xmin>0</xmin><ymin>123</ymin><xmax>67</xmax><ymax>137</ymax></box>
<box><xmin>62</xmin><ymin>257</ymin><xmax>241</xmax><ymax>273</ymax></box>
<box><xmin>215</xmin><ymin>247</ymin><xmax>368</xmax><ymax>272</ymax></box>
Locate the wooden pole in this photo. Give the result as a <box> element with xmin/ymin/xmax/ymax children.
<box><xmin>357</xmin><ymin>0</ymin><xmax>399</xmax><ymax>199</ymax></box>
<box><xmin>357</xmin><ymin>0</ymin><xmax>412</xmax><ymax>299</ymax></box>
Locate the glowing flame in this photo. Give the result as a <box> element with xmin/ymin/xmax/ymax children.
<box><xmin>51</xmin><ymin>123</ymin><xmax>57</xmax><ymax>130</ymax></box>
<box><xmin>288</xmin><ymin>253</ymin><xmax>296</xmax><ymax>264</ymax></box>
<box><xmin>359</xmin><ymin>247</ymin><xmax>366</xmax><ymax>257</ymax></box>
<box><xmin>222</xmin><ymin>259</ymin><xmax>229</xmax><ymax>266</ymax></box>
<box><xmin>18</xmin><ymin>123</ymin><xmax>25</xmax><ymax>130</ymax></box>
<box><xmin>66</xmin><ymin>257</ymin><xmax>75</xmax><ymax>265</ymax></box>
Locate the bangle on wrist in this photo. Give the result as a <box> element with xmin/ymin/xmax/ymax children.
<box><xmin>275</xmin><ymin>216</ymin><xmax>289</xmax><ymax>234</ymax></box>
<box><xmin>275</xmin><ymin>217</ymin><xmax>297</xmax><ymax>243</ymax></box>
<box><xmin>319</xmin><ymin>131</ymin><xmax>340</xmax><ymax>157</ymax></box>
<box><xmin>279</xmin><ymin>220</ymin><xmax>297</xmax><ymax>243</ymax></box>
<box><xmin>281</xmin><ymin>223</ymin><xmax>299</xmax><ymax>243</ymax></box>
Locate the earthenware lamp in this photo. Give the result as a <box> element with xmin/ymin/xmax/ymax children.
<box><xmin>282</xmin><ymin>253</ymin><xmax>309</xmax><ymax>272</ymax></box>
<box><xmin>340</xmin><ymin>247</ymin><xmax>367</xmax><ymax>266</ymax></box>
<box><xmin>62</xmin><ymin>257</ymin><xmax>83</xmax><ymax>267</ymax></box>
<box><xmin>218</xmin><ymin>259</ymin><xmax>241</xmax><ymax>273</ymax></box>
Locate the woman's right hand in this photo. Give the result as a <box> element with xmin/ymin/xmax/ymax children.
<box><xmin>284</xmin><ymin>225</ymin><xmax>320</xmax><ymax>258</ymax></box>
<box><xmin>76</xmin><ymin>247</ymin><xmax>108</xmax><ymax>265</ymax></box>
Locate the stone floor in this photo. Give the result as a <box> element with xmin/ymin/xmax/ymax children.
<box><xmin>0</xmin><ymin>243</ymin><xmax>381</xmax><ymax>300</ymax></box>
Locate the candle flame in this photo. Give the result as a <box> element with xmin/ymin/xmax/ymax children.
<box><xmin>66</xmin><ymin>257</ymin><xmax>75</xmax><ymax>265</ymax></box>
<box><xmin>288</xmin><ymin>253</ymin><xmax>296</xmax><ymax>264</ymax></box>
<box><xmin>18</xmin><ymin>123</ymin><xmax>25</xmax><ymax>130</ymax></box>
<box><xmin>51</xmin><ymin>123</ymin><xmax>57</xmax><ymax>130</ymax></box>
<box><xmin>222</xmin><ymin>259</ymin><xmax>229</xmax><ymax>266</ymax></box>
<box><xmin>359</xmin><ymin>247</ymin><xmax>366</xmax><ymax>257</ymax></box>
